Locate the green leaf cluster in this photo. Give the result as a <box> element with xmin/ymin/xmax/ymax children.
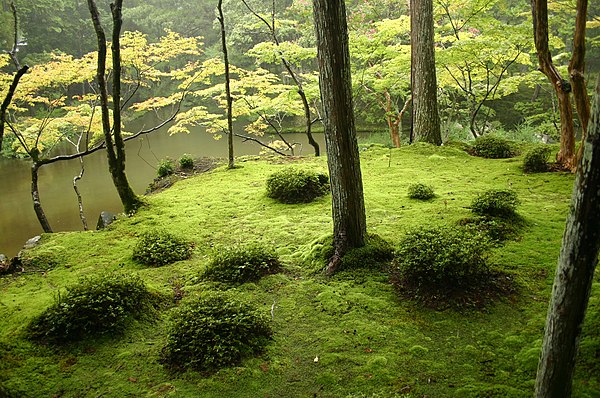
<box><xmin>265</xmin><ymin>167</ymin><xmax>329</xmax><ymax>204</ymax></box>
<box><xmin>26</xmin><ymin>273</ymin><xmax>155</xmax><ymax>344</ymax></box>
<box><xmin>407</xmin><ymin>182</ymin><xmax>436</xmax><ymax>200</ymax></box>
<box><xmin>203</xmin><ymin>243</ymin><xmax>281</xmax><ymax>284</ymax></box>
<box><xmin>523</xmin><ymin>146</ymin><xmax>552</xmax><ymax>173</ymax></box>
<box><xmin>471</xmin><ymin>189</ymin><xmax>520</xmax><ymax>218</ymax></box>
<box><xmin>132</xmin><ymin>230</ymin><xmax>193</xmax><ymax>267</ymax></box>
<box><xmin>472</xmin><ymin>135</ymin><xmax>515</xmax><ymax>159</ymax></box>
<box><xmin>161</xmin><ymin>291</ymin><xmax>272</xmax><ymax>371</ymax></box>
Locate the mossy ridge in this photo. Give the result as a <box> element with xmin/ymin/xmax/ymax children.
<box><xmin>0</xmin><ymin>145</ymin><xmax>597</xmax><ymax>397</ymax></box>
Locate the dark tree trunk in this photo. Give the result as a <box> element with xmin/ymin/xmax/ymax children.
<box><xmin>88</xmin><ymin>0</ymin><xmax>141</xmax><ymax>213</ymax></box>
<box><xmin>217</xmin><ymin>0</ymin><xmax>235</xmax><ymax>169</ymax></box>
<box><xmin>532</xmin><ymin>0</ymin><xmax>577</xmax><ymax>170</ymax></box>
<box><xmin>0</xmin><ymin>65</ymin><xmax>28</xmax><ymax>153</ymax></box>
<box><xmin>534</xmin><ymin>74</ymin><xmax>600</xmax><ymax>397</ymax></box>
<box><xmin>410</xmin><ymin>0</ymin><xmax>442</xmax><ymax>145</ymax></box>
<box><xmin>31</xmin><ymin>162</ymin><xmax>52</xmax><ymax>233</ymax></box>
<box><xmin>312</xmin><ymin>0</ymin><xmax>367</xmax><ymax>274</ymax></box>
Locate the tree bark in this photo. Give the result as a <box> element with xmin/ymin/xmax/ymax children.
<box><xmin>569</xmin><ymin>0</ymin><xmax>590</xmax><ymax>163</ymax></box>
<box><xmin>0</xmin><ymin>65</ymin><xmax>28</xmax><ymax>153</ymax></box>
<box><xmin>531</xmin><ymin>0</ymin><xmax>577</xmax><ymax>170</ymax></box>
<box><xmin>410</xmin><ymin>0</ymin><xmax>442</xmax><ymax>145</ymax></box>
<box><xmin>312</xmin><ymin>0</ymin><xmax>367</xmax><ymax>274</ymax></box>
<box><xmin>88</xmin><ymin>0</ymin><xmax>141</xmax><ymax>213</ymax></box>
<box><xmin>217</xmin><ymin>0</ymin><xmax>235</xmax><ymax>169</ymax></box>
<box><xmin>534</xmin><ymin>74</ymin><xmax>600</xmax><ymax>398</ymax></box>
<box><xmin>31</xmin><ymin>162</ymin><xmax>52</xmax><ymax>233</ymax></box>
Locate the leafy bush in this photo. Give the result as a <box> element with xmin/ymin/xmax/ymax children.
<box><xmin>459</xmin><ymin>216</ymin><xmax>523</xmax><ymax>244</ymax></box>
<box><xmin>523</xmin><ymin>146</ymin><xmax>552</xmax><ymax>172</ymax></box>
<box><xmin>179</xmin><ymin>153</ymin><xmax>194</xmax><ymax>170</ymax></box>
<box><xmin>161</xmin><ymin>291</ymin><xmax>272</xmax><ymax>371</ymax></box>
<box><xmin>203</xmin><ymin>243</ymin><xmax>280</xmax><ymax>284</ymax></box>
<box><xmin>27</xmin><ymin>273</ymin><xmax>156</xmax><ymax>344</ymax></box>
<box><xmin>157</xmin><ymin>158</ymin><xmax>175</xmax><ymax>178</ymax></box>
<box><xmin>132</xmin><ymin>230</ymin><xmax>193</xmax><ymax>266</ymax></box>
<box><xmin>472</xmin><ymin>135</ymin><xmax>515</xmax><ymax>159</ymax></box>
<box><xmin>266</xmin><ymin>167</ymin><xmax>329</xmax><ymax>204</ymax></box>
<box><xmin>471</xmin><ymin>189</ymin><xmax>520</xmax><ymax>218</ymax></box>
<box><xmin>407</xmin><ymin>183</ymin><xmax>436</xmax><ymax>200</ymax></box>
<box><xmin>392</xmin><ymin>226</ymin><xmax>491</xmax><ymax>292</ymax></box>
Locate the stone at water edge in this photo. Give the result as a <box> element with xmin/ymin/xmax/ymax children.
<box><xmin>96</xmin><ymin>211</ymin><xmax>116</xmax><ymax>230</ymax></box>
<box><xmin>23</xmin><ymin>235</ymin><xmax>41</xmax><ymax>249</ymax></box>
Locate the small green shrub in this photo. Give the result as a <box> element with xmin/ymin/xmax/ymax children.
<box><xmin>523</xmin><ymin>146</ymin><xmax>552</xmax><ymax>172</ymax></box>
<box><xmin>157</xmin><ymin>158</ymin><xmax>175</xmax><ymax>178</ymax></box>
<box><xmin>179</xmin><ymin>153</ymin><xmax>194</xmax><ymax>170</ymax></box>
<box><xmin>407</xmin><ymin>183</ymin><xmax>435</xmax><ymax>200</ymax></box>
<box><xmin>472</xmin><ymin>135</ymin><xmax>515</xmax><ymax>159</ymax></box>
<box><xmin>132</xmin><ymin>230</ymin><xmax>193</xmax><ymax>266</ymax></box>
<box><xmin>471</xmin><ymin>189</ymin><xmax>520</xmax><ymax>218</ymax></box>
<box><xmin>203</xmin><ymin>243</ymin><xmax>280</xmax><ymax>284</ymax></box>
<box><xmin>27</xmin><ymin>273</ymin><xmax>156</xmax><ymax>344</ymax></box>
<box><xmin>392</xmin><ymin>227</ymin><xmax>491</xmax><ymax>292</ymax></box>
<box><xmin>161</xmin><ymin>291</ymin><xmax>272</xmax><ymax>371</ymax></box>
<box><xmin>266</xmin><ymin>167</ymin><xmax>329</xmax><ymax>204</ymax></box>
<box><xmin>459</xmin><ymin>216</ymin><xmax>523</xmax><ymax>243</ymax></box>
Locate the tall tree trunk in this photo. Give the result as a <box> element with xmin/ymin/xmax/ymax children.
<box><xmin>73</xmin><ymin>157</ymin><xmax>89</xmax><ymax>231</ymax></box>
<box><xmin>569</xmin><ymin>0</ymin><xmax>590</xmax><ymax>163</ymax></box>
<box><xmin>217</xmin><ymin>0</ymin><xmax>235</xmax><ymax>169</ymax></box>
<box><xmin>531</xmin><ymin>0</ymin><xmax>577</xmax><ymax>170</ymax></box>
<box><xmin>31</xmin><ymin>162</ymin><xmax>52</xmax><ymax>233</ymax></box>
<box><xmin>88</xmin><ymin>0</ymin><xmax>141</xmax><ymax>213</ymax></box>
<box><xmin>534</xmin><ymin>74</ymin><xmax>600</xmax><ymax>398</ymax></box>
<box><xmin>0</xmin><ymin>66</ymin><xmax>28</xmax><ymax>153</ymax></box>
<box><xmin>312</xmin><ymin>0</ymin><xmax>367</xmax><ymax>274</ymax></box>
<box><xmin>410</xmin><ymin>0</ymin><xmax>442</xmax><ymax>145</ymax></box>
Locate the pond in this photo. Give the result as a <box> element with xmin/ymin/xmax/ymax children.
<box><xmin>0</xmin><ymin>126</ymin><xmax>326</xmax><ymax>257</ymax></box>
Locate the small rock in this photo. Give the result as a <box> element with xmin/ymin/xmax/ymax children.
<box><xmin>23</xmin><ymin>235</ymin><xmax>42</xmax><ymax>249</ymax></box>
<box><xmin>96</xmin><ymin>211</ymin><xmax>116</xmax><ymax>230</ymax></box>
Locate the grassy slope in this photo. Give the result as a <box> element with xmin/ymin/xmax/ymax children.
<box><xmin>1</xmin><ymin>144</ymin><xmax>598</xmax><ymax>397</ymax></box>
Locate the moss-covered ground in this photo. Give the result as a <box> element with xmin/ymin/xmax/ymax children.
<box><xmin>1</xmin><ymin>144</ymin><xmax>598</xmax><ymax>397</ymax></box>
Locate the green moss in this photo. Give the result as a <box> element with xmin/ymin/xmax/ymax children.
<box><xmin>0</xmin><ymin>145</ymin><xmax>596</xmax><ymax>397</ymax></box>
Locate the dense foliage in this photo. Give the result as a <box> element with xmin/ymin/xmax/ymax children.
<box><xmin>523</xmin><ymin>146</ymin><xmax>552</xmax><ymax>172</ymax></box>
<box><xmin>161</xmin><ymin>291</ymin><xmax>272</xmax><ymax>371</ymax></box>
<box><xmin>472</xmin><ymin>135</ymin><xmax>515</xmax><ymax>159</ymax></box>
<box><xmin>132</xmin><ymin>230</ymin><xmax>193</xmax><ymax>266</ymax></box>
<box><xmin>471</xmin><ymin>189</ymin><xmax>520</xmax><ymax>218</ymax></box>
<box><xmin>392</xmin><ymin>226</ymin><xmax>491</xmax><ymax>294</ymax></box>
<box><xmin>203</xmin><ymin>243</ymin><xmax>281</xmax><ymax>284</ymax></box>
<box><xmin>26</xmin><ymin>273</ymin><xmax>156</xmax><ymax>344</ymax></box>
<box><xmin>157</xmin><ymin>159</ymin><xmax>175</xmax><ymax>178</ymax></box>
<box><xmin>265</xmin><ymin>167</ymin><xmax>329</xmax><ymax>204</ymax></box>
<box><xmin>178</xmin><ymin>154</ymin><xmax>194</xmax><ymax>170</ymax></box>
<box><xmin>407</xmin><ymin>182</ymin><xmax>436</xmax><ymax>200</ymax></box>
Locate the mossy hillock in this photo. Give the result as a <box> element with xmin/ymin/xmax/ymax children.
<box><xmin>0</xmin><ymin>144</ymin><xmax>597</xmax><ymax>397</ymax></box>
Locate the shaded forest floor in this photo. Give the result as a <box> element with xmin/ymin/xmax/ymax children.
<box><xmin>1</xmin><ymin>143</ymin><xmax>598</xmax><ymax>397</ymax></box>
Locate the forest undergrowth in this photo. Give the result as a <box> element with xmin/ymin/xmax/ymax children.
<box><xmin>0</xmin><ymin>143</ymin><xmax>598</xmax><ymax>397</ymax></box>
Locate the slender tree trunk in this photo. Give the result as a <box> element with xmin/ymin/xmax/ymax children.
<box><xmin>0</xmin><ymin>66</ymin><xmax>28</xmax><ymax>153</ymax></box>
<box><xmin>534</xmin><ymin>74</ymin><xmax>600</xmax><ymax>398</ymax></box>
<box><xmin>312</xmin><ymin>0</ymin><xmax>367</xmax><ymax>274</ymax></box>
<box><xmin>31</xmin><ymin>162</ymin><xmax>52</xmax><ymax>233</ymax></box>
<box><xmin>217</xmin><ymin>0</ymin><xmax>235</xmax><ymax>169</ymax></box>
<box><xmin>73</xmin><ymin>157</ymin><xmax>89</xmax><ymax>231</ymax></box>
<box><xmin>532</xmin><ymin>0</ymin><xmax>577</xmax><ymax>170</ymax></box>
<box><xmin>88</xmin><ymin>0</ymin><xmax>141</xmax><ymax>213</ymax></box>
<box><xmin>410</xmin><ymin>0</ymin><xmax>442</xmax><ymax>145</ymax></box>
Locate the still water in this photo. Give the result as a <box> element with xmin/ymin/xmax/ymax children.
<box><xmin>0</xmin><ymin>127</ymin><xmax>325</xmax><ymax>257</ymax></box>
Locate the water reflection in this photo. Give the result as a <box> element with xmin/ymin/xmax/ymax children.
<box><xmin>0</xmin><ymin>128</ymin><xmax>325</xmax><ymax>257</ymax></box>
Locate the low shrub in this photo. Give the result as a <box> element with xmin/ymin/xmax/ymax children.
<box><xmin>392</xmin><ymin>226</ymin><xmax>491</xmax><ymax>292</ymax></box>
<box><xmin>203</xmin><ymin>243</ymin><xmax>280</xmax><ymax>284</ymax></box>
<box><xmin>157</xmin><ymin>158</ymin><xmax>175</xmax><ymax>178</ymax></box>
<box><xmin>472</xmin><ymin>135</ymin><xmax>515</xmax><ymax>159</ymax></box>
<box><xmin>161</xmin><ymin>291</ymin><xmax>272</xmax><ymax>371</ymax></box>
<box><xmin>459</xmin><ymin>216</ymin><xmax>524</xmax><ymax>244</ymax></box>
<box><xmin>471</xmin><ymin>189</ymin><xmax>520</xmax><ymax>218</ymax></box>
<box><xmin>27</xmin><ymin>273</ymin><xmax>156</xmax><ymax>344</ymax></box>
<box><xmin>309</xmin><ymin>234</ymin><xmax>394</xmax><ymax>273</ymax></box>
<box><xmin>179</xmin><ymin>153</ymin><xmax>194</xmax><ymax>170</ymax></box>
<box><xmin>523</xmin><ymin>146</ymin><xmax>552</xmax><ymax>172</ymax></box>
<box><xmin>266</xmin><ymin>167</ymin><xmax>329</xmax><ymax>204</ymax></box>
<box><xmin>132</xmin><ymin>230</ymin><xmax>193</xmax><ymax>267</ymax></box>
<box><xmin>407</xmin><ymin>183</ymin><xmax>436</xmax><ymax>200</ymax></box>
